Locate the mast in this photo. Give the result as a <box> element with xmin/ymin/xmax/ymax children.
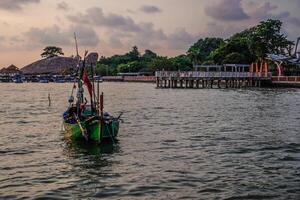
<box><xmin>74</xmin><ymin>33</ymin><xmax>84</xmax><ymax>117</ymax></box>
<box><xmin>74</xmin><ymin>32</ymin><xmax>79</xmax><ymax>59</ymax></box>
<box><xmin>294</xmin><ymin>37</ymin><xmax>300</xmax><ymax>57</ymax></box>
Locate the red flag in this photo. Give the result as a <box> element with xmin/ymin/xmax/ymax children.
<box><xmin>83</xmin><ymin>72</ymin><xmax>93</xmax><ymax>98</ymax></box>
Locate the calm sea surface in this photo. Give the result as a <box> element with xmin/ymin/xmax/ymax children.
<box><xmin>0</xmin><ymin>83</ymin><xmax>299</xmax><ymax>199</ymax></box>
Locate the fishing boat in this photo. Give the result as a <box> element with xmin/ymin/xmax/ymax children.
<box><xmin>62</xmin><ymin>51</ymin><xmax>122</xmax><ymax>144</ymax></box>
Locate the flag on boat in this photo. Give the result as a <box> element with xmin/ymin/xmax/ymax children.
<box><xmin>83</xmin><ymin>72</ymin><xmax>93</xmax><ymax>98</ymax></box>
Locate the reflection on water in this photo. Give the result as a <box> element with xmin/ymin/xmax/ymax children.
<box><xmin>64</xmin><ymin>139</ymin><xmax>119</xmax><ymax>159</ymax></box>
<box><xmin>0</xmin><ymin>83</ymin><xmax>300</xmax><ymax>199</ymax></box>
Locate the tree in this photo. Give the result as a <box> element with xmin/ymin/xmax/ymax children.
<box><xmin>249</xmin><ymin>19</ymin><xmax>293</xmax><ymax>61</ymax></box>
<box><xmin>222</xmin><ymin>53</ymin><xmax>246</xmax><ymax>64</ymax></box>
<box><xmin>41</xmin><ymin>46</ymin><xmax>64</xmax><ymax>58</ymax></box>
<box><xmin>169</xmin><ymin>55</ymin><xmax>192</xmax><ymax>71</ymax></box>
<box><xmin>187</xmin><ymin>48</ymin><xmax>202</xmax><ymax>65</ymax></box>
<box><xmin>95</xmin><ymin>63</ymin><xmax>112</xmax><ymax>76</ymax></box>
<box><xmin>142</xmin><ymin>49</ymin><xmax>157</xmax><ymax>62</ymax></box>
<box><xmin>117</xmin><ymin>61</ymin><xmax>143</xmax><ymax>73</ymax></box>
<box><xmin>148</xmin><ymin>57</ymin><xmax>175</xmax><ymax>72</ymax></box>
<box><xmin>211</xmin><ymin>38</ymin><xmax>254</xmax><ymax>64</ymax></box>
<box><xmin>126</xmin><ymin>46</ymin><xmax>140</xmax><ymax>61</ymax></box>
<box><xmin>187</xmin><ymin>37</ymin><xmax>224</xmax><ymax>64</ymax></box>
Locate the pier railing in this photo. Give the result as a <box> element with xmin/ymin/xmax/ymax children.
<box><xmin>155</xmin><ymin>71</ymin><xmax>271</xmax><ymax>79</ymax></box>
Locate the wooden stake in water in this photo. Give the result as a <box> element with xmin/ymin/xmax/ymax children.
<box><xmin>48</xmin><ymin>93</ymin><xmax>51</xmax><ymax>107</ymax></box>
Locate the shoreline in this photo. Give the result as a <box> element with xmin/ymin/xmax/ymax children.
<box><xmin>1</xmin><ymin>75</ymin><xmax>300</xmax><ymax>88</ymax></box>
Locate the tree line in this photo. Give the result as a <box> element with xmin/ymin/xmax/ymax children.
<box><xmin>41</xmin><ymin>19</ymin><xmax>299</xmax><ymax>76</ymax></box>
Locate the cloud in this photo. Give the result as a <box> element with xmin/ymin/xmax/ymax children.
<box><xmin>140</xmin><ymin>5</ymin><xmax>162</xmax><ymax>14</ymax></box>
<box><xmin>24</xmin><ymin>25</ymin><xmax>99</xmax><ymax>48</ymax></box>
<box><xmin>167</xmin><ymin>28</ymin><xmax>198</xmax><ymax>49</ymax></box>
<box><xmin>0</xmin><ymin>0</ymin><xmax>40</xmax><ymax>11</ymax></box>
<box><xmin>109</xmin><ymin>37</ymin><xmax>124</xmax><ymax>48</ymax></box>
<box><xmin>130</xmin><ymin>22</ymin><xmax>167</xmax><ymax>48</ymax></box>
<box><xmin>57</xmin><ymin>1</ymin><xmax>69</xmax><ymax>11</ymax></box>
<box><xmin>0</xmin><ymin>35</ymin><xmax>5</xmax><ymax>45</ymax></box>
<box><xmin>68</xmin><ymin>7</ymin><xmax>141</xmax><ymax>32</ymax></box>
<box><xmin>71</xmin><ymin>25</ymin><xmax>99</xmax><ymax>47</ymax></box>
<box><xmin>67</xmin><ymin>6</ymin><xmax>210</xmax><ymax>53</ymax></box>
<box><xmin>246</xmin><ymin>2</ymin><xmax>300</xmax><ymax>28</ymax></box>
<box><xmin>67</xmin><ymin>6</ymin><xmax>169</xmax><ymax>49</ymax></box>
<box><xmin>287</xmin><ymin>17</ymin><xmax>300</xmax><ymax>28</ymax></box>
<box><xmin>9</xmin><ymin>35</ymin><xmax>24</xmax><ymax>45</ymax></box>
<box><xmin>25</xmin><ymin>25</ymin><xmax>71</xmax><ymax>47</ymax></box>
<box><xmin>247</xmin><ymin>2</ymin><xmax>278</xmax><ymax>20</ymax></box>
<box><xmin>205</xmin><ymin>0</ymin><xmax>249</xmax><ymax>21</ymax></box>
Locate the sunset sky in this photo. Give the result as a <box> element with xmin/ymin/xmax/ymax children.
<box><xmin>0</xmin><ymin>0</ymin><xmax>299</xmax><ymax>68</ymax></box>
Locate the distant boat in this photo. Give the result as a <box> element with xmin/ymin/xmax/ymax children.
<box><xmin>12</xmin><ymin>74</ymin><xmax>23</xmax><ymax>83</ymax></box>
<box><xmin>94</xmin><ymin>75</ymin><xmax>103</xmax><ymax>83</ymax></box>
<box><xmin>39</xmin><ymin>79</ymin><xmax>49</xmax><ymax>83</ymax></box>
<box><xmin>55</xmin><ymin>79</ymin><xmax>65</xmax><ymax>83</ymax></box>
<box><xmin>53</xmin><ymin>75</ymin><xmax>66</xmax><ymax>83</ymax></box>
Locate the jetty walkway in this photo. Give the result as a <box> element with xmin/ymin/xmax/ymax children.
<box><xmin>155</xmin><ymin>64</ymin><xmax>273</xmax><ymax>89</ymax></box>
<box><xmin>155</xmin><ymin>71</ymin><xmax>272</xmax><ymax>89</ymax></box>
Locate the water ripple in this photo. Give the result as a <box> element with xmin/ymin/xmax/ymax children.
<box><xmin>0</xmin><ymin>83</ymin><xmax>300</xmax><ymax>199</ymax></box>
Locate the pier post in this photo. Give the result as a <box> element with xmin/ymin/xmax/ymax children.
<box><xmin>190</xmin><ymin>80</ymin><xmax>194</xmax><ymax>88</ymax></box>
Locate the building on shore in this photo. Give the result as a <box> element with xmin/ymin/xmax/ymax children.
<box><xmin>0</xmin><ymin>65</ymin><xmax>21</xmax><ymax>75</ymax></box>
<box><xmin>0</xmin><ymin>65</ymin><xmax>21</xmax><ymax>82</ymax></box>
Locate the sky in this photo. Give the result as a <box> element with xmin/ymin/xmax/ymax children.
<box><xmin>0</xmin><ymin>0</ymin><xmax>299</xmax><ymax>68</ymax></box>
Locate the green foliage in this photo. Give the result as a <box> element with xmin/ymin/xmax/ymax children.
<box><xmin>41</xmin><ymin>46</ymin><xmax>64</xmax><ymax>58</ymax></box>
<box><xmin>142</xmin><ymin>49</ymin><xmax>157</xmax><ymax>62</ymax></box>
<box><xmin>222</xmin><ymin>53</ymin><xmax>246</xmax><ymax>64</ymax></box>
<box><xmin>202</xmin><ymin>60</ymin><xmax>215</xmax><ymax>65</ymax></box>
<box><xmin>148</xmin><ymin>57</ymin><xmax>175</xmax><ymax>72</ymax></box>
<box><xmin>126</xmin><ymin>46</ymin><xmax>140</xmax><ymax>61</ymax></box>
<box><xmin>248</xmin><ymin>19</ymin><xmax>293</xmax><ymax>60</ymax></box>
<box><xmin>211</xmin><ymin>38</ymin><xmax>254</xmax><ymax>64</ymax></box>
<box><xmin>187</xmin><ymin>37</ymin><xmax>224</xmax><ymax>64</ymax></box>
<box><xmin>169</xmin><ymin>55</ymin><xmax>193</xmax><ymax>71</ymax></box>
<box><xmin>94</xmin><ymin>64</ymin><xmax>113</xmax><ymax>76</ymax></box>
<box><xmin>117</xmin><ymin>61</ymin><xmax>144</xmax><ymax>73</ymax></box>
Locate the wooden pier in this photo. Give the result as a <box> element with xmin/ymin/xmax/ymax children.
<box><xmin>155</xmin><ymin>65</ymin><xmax>271</xmax><ymax>89</ymax></box>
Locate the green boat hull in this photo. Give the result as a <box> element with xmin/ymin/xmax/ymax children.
<box><xmin>63</xmin><ymin>119</ymin><xmax>119</xmax><ymax>143</ymax></box>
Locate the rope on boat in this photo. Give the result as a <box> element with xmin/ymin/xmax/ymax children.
<box><xmin>73</xmin><ymin>113</ymin><xmax>89</xmax><ymax>141</ymax></box>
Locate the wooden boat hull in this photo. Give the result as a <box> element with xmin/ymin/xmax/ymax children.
<box><xmin>63</xmin><ymin>119</ymin><xmax>119</xmax><ymax>143</ymax></box>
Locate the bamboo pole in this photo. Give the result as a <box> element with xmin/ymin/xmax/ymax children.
<box><xmin>100</xmin><ymin>92</ymin><xmax>104</xmax><ymax>142</ymax></box>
